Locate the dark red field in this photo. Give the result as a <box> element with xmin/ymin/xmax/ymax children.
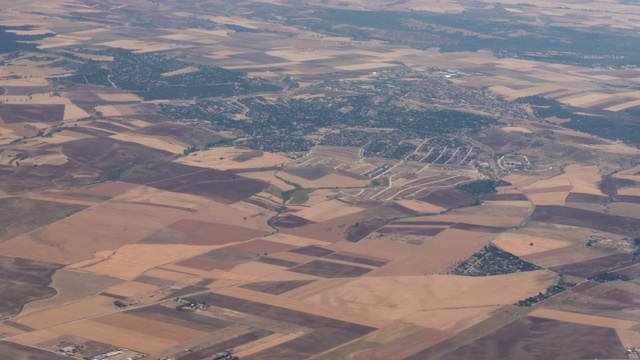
<box><xmin>0</xmin><ymin>341</ymin><xmax>69</xmax><ymax>359</ymax></box>
<box><xmin>417</xmin><ymin>188</ymin><xmax>476</xmax><ymax>209</ymax></box>
<box><xmin>0</xmin><ymin>256</ymin><xmax>61</xmax><ymax>319</ymax></box>
<box><xmin>0</xmin><ymin>104</ymin><xmax>65</xmax><ymax>123</ymax></box>
<box><xmin>386</xmin><ymin>202</ymin><xmax>420</xmax><ymax>215</ymax></box>
<box><xmin>433</xmin><ymin>317</ymin><xmax>627</xmax><ymax>360</ymax></box>
<box><xmin>0</xmin><ymin>197</ymin><xmax>87</xmax><ymax>242</ymax></box>
<box><xmin>272</xmin><ymin>215</ymin><xmax>316</xmax><ymax>229</ymax></box>
<box><xmin>256</xmin><ymin>257</ymin><xmax>300</xmax><ymax>268</ymax></box>
<box><xmin>549</xmin><ymin>252</ymin><xmax>634</xmax><ymax>278</ymax></box>
<box><xmin>565</xmin><ymin>192</ymin><xmax>609</xmax><ymax>204</ymax></box>
<box><xmin>62</xmin><ymin>137</ymin><xmax>172</xmax><ymax>177</ymax></box>
<box><xmin>289</xmin><ymin>246</ymin><xmax>335</xmax><ymax>257</ymax></box>
<box><xmin>288</xmin><ymin>260</ymin><xmax>372</xmax><ymax>278</ymax></box>
<box><xmin>240</xmin><ymin>280</ymin><xmax>315</xmax><ymax>295</ymax></box>
<box><xmin>346</xmin><ymin>219</ymin><xmax>393</xmax><ymax>242</ymax></box>
<box><xmin>140</xmin><ymin>168</ymin><xmax>269</xmax><ymax>203</ymax></box>
<box><xmin>530</xmin><ymin>205</ymin><xmax>640</xmax><ymax>236</ymax></box>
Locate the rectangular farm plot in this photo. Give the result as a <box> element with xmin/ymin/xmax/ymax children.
<box><xmin>91</xmin><ymin>312</ymin><xmax>206</xmax><ymax>342</ymax></box>
<box><xmin>143</xmin><ymin>168</ymin><xmax>269</xmax><ymax>204</ymax></box>
<box><xmin>0</xmin><ymin>104</ymin><xmax>65</xmax><ymax>123</ymax></box>
<box><xmin>288</xmin><ymin>260</ymin><xmax>373</xmax><ymax>278</ymax></box>
<box><xmin>0</xmin><ymin>341</ymin><xmax>69</xmax><ymax>360</ymax></box>
<box><xmin>128</xmin><ymin>305</ymin><xmax>231</xmax><ymax>333</ymax></box>
<box><xmin>191</xmin><ymin>292</ymin><xmax>376</xmax><ymax>334</ymax></box>
<box><xmin>169</xmin><ymin>219</ymin><xmax>266</xmax><ymax>245</ymax></box>
<box><xmin>549</xmin><ymin>252</ymin><xmax>634</xmax><ymax>278</ymax></box>
<box><xmin>289</xmin><ymin>245</ymin><xmax>335</xmax><ymax>257</ymax></box>
<box><xmin>240</xmin><ymin>280</ymin><xmax>316</xmax><ymax>295</ymax></box>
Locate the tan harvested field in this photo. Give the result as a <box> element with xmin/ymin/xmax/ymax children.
<box><xmin>191</xmin><ymin>201</ymin><xmax>274</xmax><ymax>231</ymax></box>
<box><xmin>217</xmin><ymin>286</ymin><xmax>388</xmax><ymax>328</ymax></box>
<box><xmin>69</xmin><ymin>244</ymin><xmax>219</xmax><ymax>280</ymax></box>
<box><xmin>395</xmin><ymin>199</ymin><xmax>445</xmax><ymax>213</ymax></box>
<box><xmin>369</xmin><ymin>229</ymin><xmax>493</xmax><ymax>276</ymax></box>
<box><xmin>501</xmin><ymin>126</ymin><xmax>533</xmax><ymax>133</ymax></box>
<box><xmin>302</xmin><ymin>272</ymin><xmax>557</xmax><ymax>326</ymax></box>
<box><xmin>617</xmin><ymin>329</ymin><xmax>640</xmax><ymax>348</ymax></box>
<box><xmin>493</xmin><ymin>233</ymin><xmax>572</xmax><ymax>256</ymax></box>
<box><xmin>102</xmin><ymin>281</ymin><xmax>160</xmax><ymax>297</ymax></box>
<box><xmin>0</xmin><ymin>202</ymin><xmax>190</xmax><ymax>264</ymax></box>
<box><xmin>176</xmin><ymin>147</ymin><xmax>290</xmax><ymax>170</ymax></box>
<box><xmin>294</xmin><ymin>199</ymin><xmax>366</xmax><ymax>222</ymax></box>
<box><xmin>20</xmin><ymin>270</ymin><xmax>122</xmax><ymax>315</ymax></box>
<box><xmin>15</xmin><ymin>296</ymin><xmax>116</xmax><ymax>330</ymax></box>
<box><xmin>110</xmin><ymin>133</ymin><xmax>187</xmax><ymax>154</ymax></box>
<box><xmin>530</xmin><ymin>308</ymin><xmax>638</xmax><ymax>329</ymax></box>
<box><xmin>115</xmin><ymin>186</ymin><xmax>212</xmax><ymax>212</ymax></box>
<box><xmin>55</xmin><ymin>318</ymin><xmax>179</xmax><ymax>355</ymax></box>
<box><xmin>228</xmin><ymin>262</ymin><xmax>288</xmax><ymax>278</ymax></box>
<box><xmin>93</xmin><ymin>312</ymin><xmax>207</xmax><ymax>342</ymax></box>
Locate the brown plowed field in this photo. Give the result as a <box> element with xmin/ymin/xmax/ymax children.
<box><xmin>0</xmin><ymin>256</ymin><xmax>61</xmax><ymax>319</ymax></box>
<box><xmin>530</xmin><ymin>205</ymin><xmax>640</xmax><ymax>236</ymax></box>
<box><xmin>0</xmin><ymin>104</ymin><xmax>65</xmax><ymax>123</ymax></box>
<box><xmin>0</xmin><ymin>341</ymin><xmax>69</xmax><ymax>359</ymax></box>
<box><xmin>565</xmin><ymin>192</ymin><xmax>609</xmax><ymax>204</ymax></box>
<box><xmin>434</xmin><ymin>317</ymin><xmax>627</xmax><ymax>360</ymax></box>
<box><xmin>193</xmin><ymin>292</ymin><xmax>376</xmax><ymax>333</ymax></box>
<box><xmin>288</xmin><ymin>260</ymin><xmax>372</xmax><ymax>278</ymax></box>
<box><xmin>289</xmin><ymin>246</ymin><xmax>335</xmax><ymax>257</ymax></box>
<box><xmin>0</xmin><ymin>197</ymin><xmax>87</xmax><ymax>242</ymax></box>
<box><xmin>614</xmin><ymin>263</ymin><xmax>640</xmax><ymax>278</ymax></box>
<box><xmin>549</xmin><ymin>252</ymin><xmax>634</xmax><ymax>278</ymax></box>
<box><xmin>417</xmin><ymin>188</ymin><xmax>475</xmax><ymax>209</ymax></box>
<box><xmin>347</xmin><ymin>219</ymin><xmax>393</xmax><ymax>242</ymax></box>
<box><xmin>128</xmin><ymin>304</ymin><xmax>231</xmax><ymax>332</ymax></box>
<box><xmin>169</xmin><ymin>219</ymin><xmax>265</xmax><ymax>245</ymax></box>
<box><xmin>140</xmin><ymin>168</ymin><xmax>269</xmax><ymax>203</ymax></box>
<box><xmin>243</xmin><ymin>327</ymin><xmax>366</xmax><ymax>360</ymax></box>
<box><xmin>62</xmin><ymin>137</ymin><xmax>172</xmax><ymax>177</ymax></box>
<box><xmin>256</xmin><ymin>257</ymin><xmax>300</xmax><ymax>268</ymax></box>
<box><xmin>240</xmin><ymin>280</ymin><xmax>316</xmax><ymax>295</ymax></box>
